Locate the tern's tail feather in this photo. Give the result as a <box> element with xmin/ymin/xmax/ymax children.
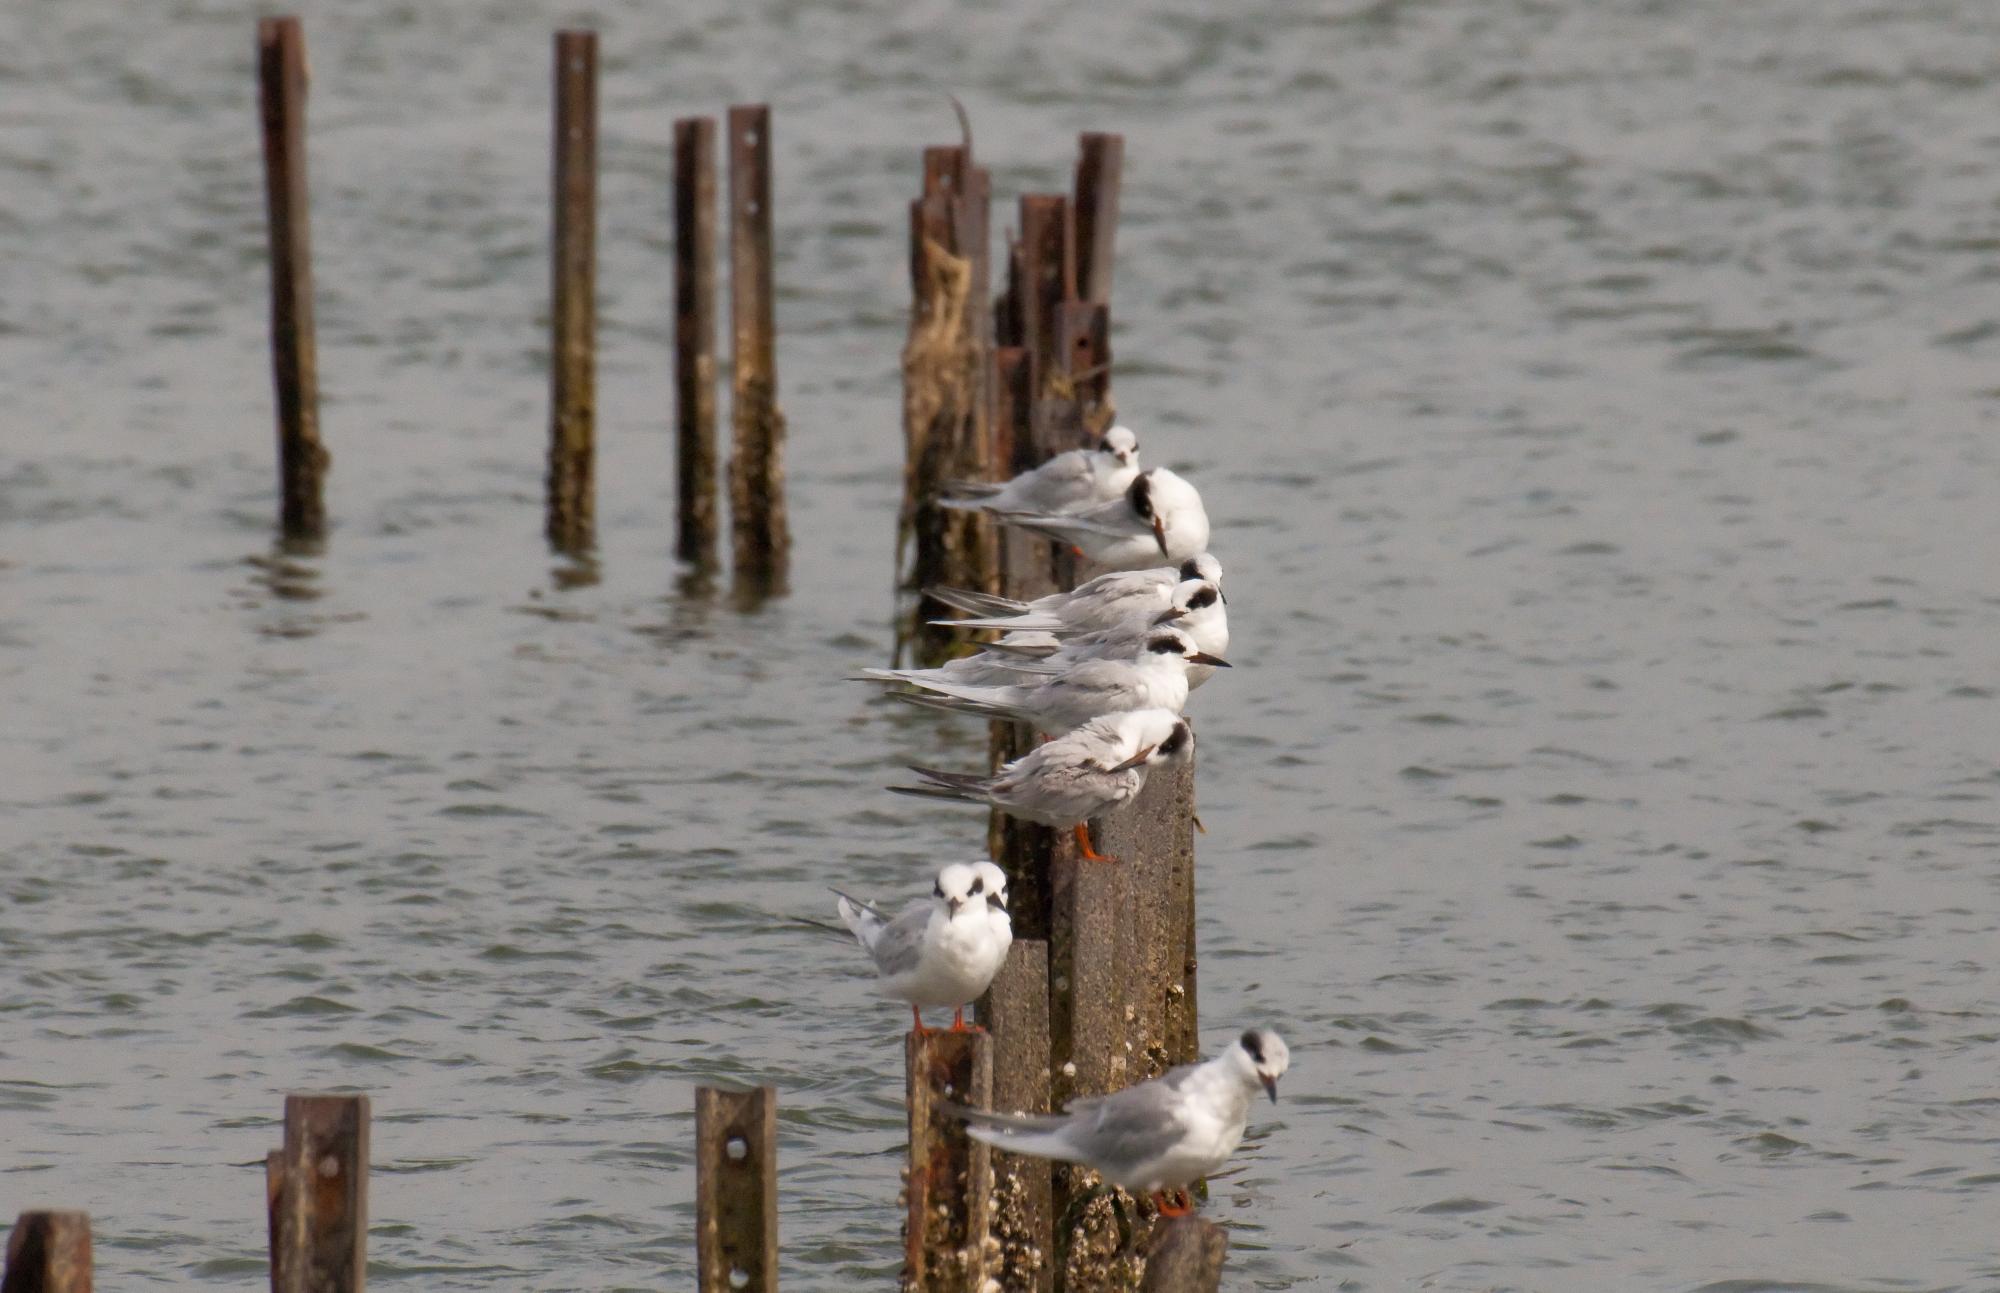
<box><xmin>924</xmin><ymin>586</ymin><xmax>1028</xmax><ymax>618</ymax></box>
<box><xmin>830</xmin><ymin>890</ymin><xmax>884</xmax><ymax>948</ymax></box>
<box><xmin>943</xmin><ymin>1102</ymin><xmax>1091</xmax><ymax>1163</ymax></box>
<box><xmin>893</xmin><ymin>691</ymin><xmax>1029</xmax><ymax>723</ymax></box>
<box><xmin>907</xmin><ymin>764</ymin><xmax>993</xmax><ymax>792</ymax></box>
<box><xmin>928</xmin><ymin>612</ymin><xmax>1065</xmax><ymax>633</ymax></box>
<box><xmin>887</xmin><ymin>784</ymin><xmax>982</xmax><ymax>806</ymax></box>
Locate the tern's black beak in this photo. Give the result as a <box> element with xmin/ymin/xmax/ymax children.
<box><xmin>1261</xmin><ymin>1074</ymin><xmax>1279</xmax><ymax>1104</ymax></box>
<box><xmin>1151</xmin><ymin>514</ymin><xmax>1169</xmax><ymax>555</ymax></box>
<box><xmin>947</xmin><ymin>897</ymin><xmax>963</xmax><ymax>916</ymax></box>
<box><xmin>1153</xmin><ymin>606</ymin><xmax>1187</xmax><ymax>624</ymax></box>
<box><xmin>1189</xmin><ymin>652</ymin><xmax>1231</xmax><ymax>668</ymax></box>
<box><xmin>1110</xmin><ymin>743</ymin><xmax>1158</xmax><ymax>773</ymax></box>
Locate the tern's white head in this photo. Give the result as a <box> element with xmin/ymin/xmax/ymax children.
<box><xmin>970</xmin><ymin>861</ymin><xmax>1011</xmax><ymax>927</ymax></box>
<box><xmin>1105</xmin><ymin>708</ymin><xmax>1195</xmax><ymax>773</ymax></box>
<box><xmin>1225</xmin><ymin>1028</ymin><xmax>1291</xmax><ymax>1104</ymax></box>
<box><xmin>1154</xmin><ymin>579</ymin><xmax>1223</xmax><ymax>627</ymax></box>
<box><xmin>1138</xmin><ymin>625</ymin><xmax>1230</xmax><ymax>672</ymax></box>
<box><xmin>931</xmin><ymin>862</ymin><xmax>983</xmax><ymax>920</ymax></box>
<box><xmin>1128</xmin><ymin>467</ymin><xmax>1209</xmax><ymax>560</ymax></box>
<box><xmin>1177</xmin><ymin>552</ymin><xmax>1224</xmax><ymax>593</ymax></box>
<box><xmin>1100</xmin><ymin>425</ymin><xmax>1139</xmax><ymax>468</ymax></box>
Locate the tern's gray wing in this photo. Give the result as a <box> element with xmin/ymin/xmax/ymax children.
<box><xmin>870</xmin><ymin>902</ymin><xmax>933</xmax><ymax>977</ymax></box>
<box><xmin>1061</xmin><ymin>1076</ymin><xmax>1195</xmax><ymax>1173</ymax></box>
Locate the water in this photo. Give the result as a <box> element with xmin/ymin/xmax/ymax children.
<box><xmin>5</xmin><ymin>0</ymin><xmax>2000</xmax><ymax>1287</ymax></box>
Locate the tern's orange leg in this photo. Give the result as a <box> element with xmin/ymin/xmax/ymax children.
<box><xmin>950</xmin><ymin>1005</ymin><xmax>967</xmax><ymax>1032</ymax></box>
<box><xmin>1073</xmin><ymin>821</ymin><xmax>1116</xmax><ymax>864</ymax></box>
<box><xmin>911</xmin><ymin>1004</ymin><xmax>929</xmax><ymax>1036</ymax></box>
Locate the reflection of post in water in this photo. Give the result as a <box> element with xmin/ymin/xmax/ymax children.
<box><xmin>726</xmin><ymin>104</ymin><xmax>789</xmax><ymax>600</ymax></box>
<box><xmin>546</xmin><ymin>30</ymin><xmax>597</xmax><ymax>558</ymax></box>
<box><xmin>256</xmin><ymin>15</ymin><xmax>327</xmax><ymax>546</ymax></box>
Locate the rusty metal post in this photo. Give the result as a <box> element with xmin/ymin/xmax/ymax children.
<box><xmin>256</xmin><ymin>15</ymin><xmax>326</xmax><ymax>545</ymax></box>
<box><xmin>2</xmin><ymin>1212</ymin><xmax>92</xmax><ymax>1293</ymax></box>
<box><xmin>1072</xmin><ymin>134</ymin><xmax>1124</xmax><ymax>308</ymax></box>
<box><xmin>674</xmin><ymin>116</ymin><xmax>720</xmax><ymax>571</ymax></box>
<box><xmin>695</xmin><ymin>1086</ymin><xmax>778</xmax><ymax>1293</ymax></box>
<box><xmin>1138</xmin><ymin>1216</ymin><xmax>1227</xmax><ymax>1292</ymax></box>
<box><xmin>268</xmin><ymin>1093</ymin><xmax>369</xmax><ymax>1293</ymax></box>
<box><xmin>903</xmin><ymin>1029</ymin><xmax>993</xmax><ymax>1292</ymax></box>
<box><xmin>726</xmin><ymin>103</ymin><xmax>789</xmax><ymax>595</ymax></box>
<box><xmin>546</xmin><ymin>30</ymin><xmax>597</xmax><ymax>555</ymax></box>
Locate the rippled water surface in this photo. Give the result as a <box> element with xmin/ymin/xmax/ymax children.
<box><xmin>5</xmin><ymin>0</ymin><xmax>2000</xmax><ymax>1288</ymax></box>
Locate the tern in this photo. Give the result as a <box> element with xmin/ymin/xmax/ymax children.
<box><xmin>890</xmin><ymin>708</ymin><xmax>1194</xmax><ymax>862</ymax></box>
<box><xmin>951</xmin><ymin>1028</ymin><xmax>1291</xmax><ymax>1215</ymax></box>
<box><xmin>996</xmin><ymin>467</ymin><xmax>1210</xmax><ymax>570</ymax></box>
<box><xmin>941</xmin><ymin>425</ymin><xmax>1138</xmax><ymax>515</ymax></box>
<box><xmin>832</xmin><ymin>862</ymin><xmax>1012</xmax><ymax>1035</ymax></box>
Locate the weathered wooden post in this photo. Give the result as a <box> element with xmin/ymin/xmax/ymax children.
<box><xmin>896</xmin><ymin>139</ymin><xmax>996</xmax><ymax>666</ymax></box>
<box><xmin>726</xmin><ymin>103</ymin><xmax>789</xmax><ymax>595</ymax></box>
<box><xmin>546</xmin><ymin>29</ymin><xmax>598</xmax><ymax>555</ymax></box>
<box><xmin>674</xmin><ymin>116</ymin><xmax>720</xmax><ymax>572</ymax></box>
<box><xmin>974</xmin><ymin>941</ymin><xmax>1052</xmax><ymax>1293</ymax></box>
<box><xmin>267</xmin><ymin>1093</ymin><xmax>369</xmax><ymax>1293</ymax></box>
<box><xmin>256</xmin><ymin>15</ymin><xmax>327</xmax><ymax>545</ymax></box>
<box><xmin>695</xmin><ymin>1086</ymin><xmax>778</xmax><ymax>1293</ymax></box>
<box><xmin>2</xmin><ymin>1212</ymin><xmax>92</xmax><ymax>1293</ymax></box>
<box><xmin>903</xmin><ymin>1030</ymin><xmax>993</xmax><ymax>1292</ymax></box>
<box><xmin>1138</xmin><ymin>1216</ymin><xmax>1227</xmax><ymax>1292</ymax></box>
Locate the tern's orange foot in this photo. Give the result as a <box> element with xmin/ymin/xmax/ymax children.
<box><xmin>1154</xmin><ymin>1188</ymin><xmax>1193</xmax><ymax>1217</ymax></box>
<box><xmin>1073</xmin><ymin>822</ymin><xmax>1118</xmax><ymax>864</ymax></box>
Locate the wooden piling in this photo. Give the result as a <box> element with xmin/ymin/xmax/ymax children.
<box><xmin>674</xmin><ymin>117</ymin><xmax>720</xmax><ymax>571</ymax></box>
<box><xmin>897</xmin><ymin>142</ymin><xmax>997</xmax><ymax>667</ymax></box>
<box><xmin>1137</xmin><ymin>1216</ymin><xmax>1228</xmax><ymax>1292</ymax></box>
<box><xmin>268</xmin><ymin>1093</ymin><xmax>369</xmax><ymax>1293</ymax></box>
<box><xmin>695</xmin><ymin>1086</ymin><xmax>779</xmax><ymax>1293</ymax></box>
<box><xmin>546</xmin><ymin>29</ymin><xmax>598</xmax><ymax>555</ymax></box>
<box><xmin>726</xmin><ymin>103</ymin><xmax>789</xmax><ymax>594</ymax></box>
<box><xmin>974</xmin><ymin>940</ymin><xmax>1053</xmax><ymax>1293</ymax></box>
<box><xmin>2</xmin><ymin>1212</ymin><xmax>91</xmax><ymax>1293</ymax></box>
<box><xmin>903</xmin><ymin>1029</ymin><xmax>993</xmax><ymax>1292</ymax></box>
<box><xmin>256</xmin><ymin>15</ymin><xmax>327</xmax><ymax>545</ymax></box>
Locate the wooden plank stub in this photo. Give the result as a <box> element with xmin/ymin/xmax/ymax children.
<box><xmin>255</xmin><ymin>15</ymin><xmax>327</xmax><ymax>544</ymax></box>
<box><xmin>269</xmin><ymin>1093</ymin><xmax>369</xmax><ymax>1293</ymax></box>
<box><xmin>1138</xmin><ymin>1215</ymin><xmax>1227</xmax><ymax>1292</ymax></box>
<box><xmin>726</xmin><ymin>103</ymin><xmax>790</xmax><ymax>595</ymax></box>
<box><xmin>2</xmin><ymin>1211</ymin><xmax>92</xmax><ymax>1293</ymax></box>
<box><xmin>903</xmin><ymin>1029</ymin><xmax>993</xmax><ymax>1292</ymax></box>
<box><xmin>695</xmin><ymin>1086</ymin><xmax>778</xmax><ymax>1293</ymax></box>
<box><xmin>546</xmin><ymin>29</ymin><xmax>598</xmax><ymax>555</ymax></box>
<box><xmin>674</xmin><ymin>116</ymin><xmax>720</xmax><ymax>571</ymax></box>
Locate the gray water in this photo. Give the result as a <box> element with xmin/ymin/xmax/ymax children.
<box><xmin>5</xmin><ymin>0</ymin><xmax>2000</xmax><ymax>1288</ymax></box>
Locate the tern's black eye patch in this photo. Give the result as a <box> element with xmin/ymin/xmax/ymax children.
<box><xmin>1158</xmin><ymin>724</ymin><xmax>1190</xmax><ymax>756</ymax></box>
<box><xmin>969</xmin><ymin>876</ymin><xmax>983</xmax><ymax>895</ymax></box>
<box><xmin>1240</xmin><ymin>1030</ymin><xmax>1265</xmax><ymax>1064</ymax></box>
<box><xmin>1146</xmin><ymin>635</ymin><xmax>1182</xmax><ymax>655</ymax></box>
<box><xmin>933</xmin><ymin>884</ymin><xmax>945</xmax><ymax>898</ymax></box>
<box><xmin>1179</xmin><ymin>558</ymin><xmax>1199</xmax><ymax>580</ymax></box>
<box><xmin>1185</xmin><ymin>586</ymin><xmax>1219</xmax><ymax>611</ymax></box>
